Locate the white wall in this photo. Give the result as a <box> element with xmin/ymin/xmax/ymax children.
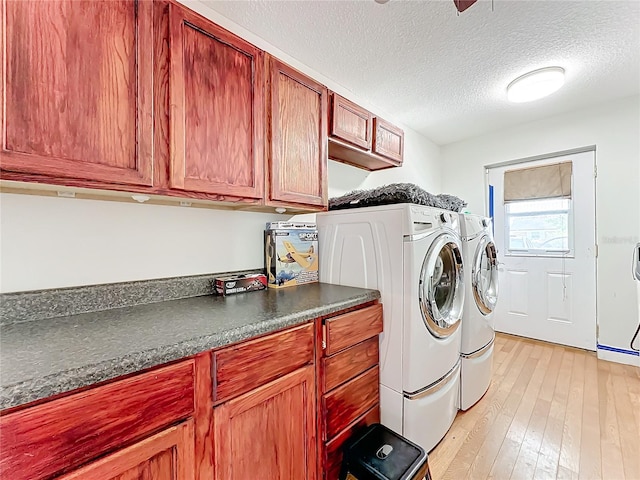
<box><xmin>0</xmin><ymin>194</ymin><xmax>288</xmax><ymax>292</ymax></box>
<box><xmin>441</xmin><ymin>95</ymin><xmax>640</xmax><ymax>363</ymax></box>
<box><xmin>0</xmin><ymin>2</ymin><xmax>442</xmax><ymax>293</ymax></box>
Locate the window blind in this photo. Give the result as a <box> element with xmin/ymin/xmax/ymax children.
<box><xmin>503</xmin><ymin>161</ymin><xmax>572</xmax><ymax>202</ymax></box>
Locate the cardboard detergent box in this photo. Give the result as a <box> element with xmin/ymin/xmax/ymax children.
<box><xmin>214</xmin><ymin>273</ymin><xmax>267</xmax><ymax>296</ymax></box>
<box><xmin>265</xmin><ymin>222</ymin><xmax>319</xmax><ymax>289</ymax></box>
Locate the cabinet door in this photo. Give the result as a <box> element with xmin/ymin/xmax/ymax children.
<box><xmin>1</xmin><ymin>0</ymin><xmax>153</xmax><ymax>186</ymax></box>
<box><xmin>372</xmin><ymin>117</ymin><xmax>404</xmax><ymax>165</ymax></box>
<box><xmin>330</xmin><ymin>94</ymin><xmax>372</xmax><ymax>150</ymax></box>
<box><xmin>168</xmin><ymin>4</ymin><xmax>264</xmax><ymax>199</ymax></box>
<box><xmin>59</xmin><ymin>420</ymin><xmax>195</xmax><ymax>480</ymax></box>
<box><xmin>214</xmin><ymin>365</ymin><xmax>317</xmax><ymax>480</ymax></box>
<box><xmin>267</xmin><ymin>57</ymin><xmax>327</xmax><ymax>208</ymax></box>
<box><xmin>0</xmin><ymin>360</ymin><xmax>195</xmax><ymax>480</ymax></box>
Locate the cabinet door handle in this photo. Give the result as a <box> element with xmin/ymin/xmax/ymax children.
<box><xmin>322</xmin><ymin>324</ymin><xmax>327</xmax><ymax>350</ymax></box>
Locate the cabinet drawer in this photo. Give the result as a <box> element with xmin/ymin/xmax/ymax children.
<box><xmin>325</xmin><ymin>405</ymin><xmax>380</xmax><ymax>480</ymax></box>
<box><xmin>330</xmin><ymin>93</ymin><xmax>372</xmax><ymax>150</ymax></box>
<box><xmin>324</xmin><ymin>304</ymin><xmax>382</xmax><ymax>356</ymax></box>
<box><xmin>323</xmin><ymin>366</ymin><xmax>379</xmax><ymax>441</ymax></box>
<box><xmin>323</xmin><ymin>336</ymin><xmax>379</xmax><ymax>393</ymax></box>
<box><xmin>0</xmin><ymin>360</ymin><xmax>195</xmax><ymax>480</ymax></box>
<box><xmin>214</xmin><ymin>323</ymin><xmax>314</xmax><ymax>404</ymax></box>
<box><xmin>373</xmin><ymin>117</ymin><xmax>404</xmax><ymax>164</ymax></box>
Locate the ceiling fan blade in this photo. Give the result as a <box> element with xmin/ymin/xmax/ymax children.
<box><xmin>454</xmin><ymin>0</ymin><xmax>478</xmax><ymax>13</ymax></box>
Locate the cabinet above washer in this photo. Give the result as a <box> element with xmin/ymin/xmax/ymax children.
<box><xmin>328</xmin><ymin>93</ymin><xmax>404</xmax><ymax>171</ymax></box>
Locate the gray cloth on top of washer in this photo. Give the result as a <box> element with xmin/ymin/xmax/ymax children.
<box><xmin>328</xmin><ymin>183</ymin><xmax>467</xmax><ymax>213</ymax></box>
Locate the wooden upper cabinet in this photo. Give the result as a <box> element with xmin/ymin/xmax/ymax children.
<box><xmin>373</xmin><ymin>117</ymin><xmax>404</xmax><ymax>165</ymax></box>
<box><xmin>267</xmin><ymin>56</ymin><xmax>327</xmax><ymax>208</ymax></box>
<box><xmin>214</xmin><ymin>366</ymin><xmax>317</xmax><ymax>480</ymax></box>
<box><xmin>327</xmin><ymin>92</ymin><xmax>404</xmax><ymax>171</ymax></box>
<box><xmin>330</xmin><ymin>94</ymin><xmax>372</xmax><ymax>150</ymax></box>
<box><xmin>168</xmin><ymin>4</ymin><xmax>264</xmax><ymax>200</ymax></box>
<box><xmin>1</xmin><ymin>0</ymin><xmax>153</xmax><ymax>186</ymax></box>
<box><xmin>59</xmin><ymin>421</ymin><xmax>195</xmax><ymax>480</ymax></box>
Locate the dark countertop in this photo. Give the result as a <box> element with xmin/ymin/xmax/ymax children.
<box><xmin>0</xmin><ymin>283</ymin><xmax>379</xmax><ymax>410</ymax></box>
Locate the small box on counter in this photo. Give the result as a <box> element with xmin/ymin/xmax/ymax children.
<box><xmin>214</xmin><ymin>273</ymin><xmax>267</xmax><ymax>296</ymax></box>
<box><xmin>265</xmin><ymin>222</ymin><xmax>319</xmax><ymax>289</ymax></box>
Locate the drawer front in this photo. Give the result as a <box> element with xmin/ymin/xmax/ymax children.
<box><xmin>323</xmin><ymin>336</ymin><xmax>379</xmax><ymax>393</ymax></box>
<box><xmin>372</xmin><ymin>117</ymin><xmax>404</xmax><ymax>164</ymax></box>
<box><xmin>324</xmin><ymin>405</ymin><xmax>380</xmax><ymax>480</ymax></box>
<box><xmin>330</xmin><ymin>93</ymin><xmax>372</xmax><ymax>150</ymax></box>
<box><xmin>324</xmin><ymin>304</ymin><xmax>382</xmax><ymax>356</ymax></box>
<box><xmin>323</xmin><ymin>366</ymin><xmax>379</xmax><ymax>441</ymax></box>
<box><xmin>214</xmin><ymin>322</ymin><xmax>314</xmax><ymax>404</ymax></box>
<box><xmin>0</xmin><ymin>360</ymin><xmax>195</xmax><ymax>480</ymax></box>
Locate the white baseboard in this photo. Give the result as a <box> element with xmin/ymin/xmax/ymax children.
<box><xmin>597</xmin><ymin>347</ymin><xmax>640</xmax><ymax>367</ymax></box>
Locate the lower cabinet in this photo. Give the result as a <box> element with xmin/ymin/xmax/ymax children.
<box><xmin>59</xmin><ymin>420</ymin><xmax>195</xmax><ymax>480</ymax></box>
<box><xmin>319</xmin><ymin>303</ymin><xmax>383</xmax><ymax>480</ymax></box>
<box><xmin>214</xmin><ymin>365</ymin><xmax>317</xmax><ymax>479</ymax></box>
<box><xmin>0</xmin><ymin>360</ymin><xmax>196</xmax><ymax>480</ymax></box>
<box><xmin>0</xmin><ymin>304</ymin><xmax>381</xmax><ymax>480</ymax></box>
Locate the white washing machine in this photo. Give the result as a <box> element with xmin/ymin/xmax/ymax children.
<box><xmin>458</xmin><ymin>214</ymin><xmax>499</xmax><ymax>410</ymax></box>
<box><xmin>317</xmin><ymin>203</ymin><xmax>465</xmax><ymax>452</ymax></box>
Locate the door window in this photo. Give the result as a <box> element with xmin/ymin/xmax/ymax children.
<box><xmin>505</xmin><ymin>198</ymin><xmax>573</xmax><ymax>256</ymax></box>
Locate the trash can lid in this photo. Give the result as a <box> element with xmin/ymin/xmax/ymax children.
<box><xmin>344</xmin><ymin>424</ymin><xmax>428</xmax><ymax>480</ymax></box>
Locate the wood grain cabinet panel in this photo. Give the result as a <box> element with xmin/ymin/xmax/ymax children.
<box><xmin>323</xmin><ymin>336</ymin><xmax>379</xmax><ymax>393</ymax></box>
<box><xmin>324</xmin><ymin>304</ymin><xmax>383</xmax><ymax>356</ymax></box>
<box><xmin>330</xmin><ymin>94</ymin><xmax>372</xmax><ymax>150</ymax></box>
<box><xmin>323</xmin><ymin>366</ymin><xmax>379</xmax><ymax>441</ymax></box>
<box><xmin>213</xmin><ymin>322</ymin><xmax>314</xmax><ymax>404</ymax></box>
<box><xmin>0</xmin><ymin>360</ymin><xmax>195</xmax><ymax>480</ymax></box>
<box><xmin>214</xmin><ymin>366</ymin><xmax>317</xmax><ymax>480</ymax></box>
<box><xmin>267</xmin><ymin>56</ymin><xmax>328</xmax><ymax>208</ymax></box>
<box><xmin>1</xmin><ymin>0</ymin><xmax>153</xmax><ymax>186</ymax></box>
<box><xmin>324</xmin><ymin>405</ymin><xmax>380</xmax><ymax>480</ymax></box>
<box><xmin>59</xmin><ymin>420</ymin><xmax>195</xmax><ymax>480</ymax></box>
<box><xmin>373</xmin><ymin>117</ymin><xmax>404</xmax><ymax>165</ymax></box>
<box><xmin>327</xmin><ymin>92</ymin><xmax>404</xmax><ymax>171</ymax></box>
<box><xmin>168</xmin><ymin>3</ymin><xmax>264</xmax><ymax>199</ymax></box>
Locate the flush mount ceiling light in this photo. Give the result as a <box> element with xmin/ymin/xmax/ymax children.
<box><xmin>507</xmin><ymin>67</ymin><xmax>565</xmax><ymax>103</ymax></box>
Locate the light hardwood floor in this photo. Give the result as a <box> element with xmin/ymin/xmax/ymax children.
<box><xmin>429</xmin><ymin>333</ymin><xmax>640</xmax><ymax>480</ymax></box>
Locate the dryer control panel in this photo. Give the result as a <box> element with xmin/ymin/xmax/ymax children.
<box><xmin>409</xmin><ymin>207</ymin><xmax>460</xmax><ymax>235</ymax></box>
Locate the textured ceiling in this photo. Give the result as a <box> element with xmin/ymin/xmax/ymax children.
<box><xmin>201</xmin><ymin>0</ymin><xmax>640</xmax><ymax>146</ymax></box>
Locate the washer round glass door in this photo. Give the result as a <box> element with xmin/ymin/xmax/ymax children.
<box><xmin>473</xmin><ymin>236</ymin><xmax>498</xmax><ymax>315</ymax></box>
<box><xmin>419</xmin><ymin>233</ymin><xmax>465</xmax><ymax>338</ymax></box>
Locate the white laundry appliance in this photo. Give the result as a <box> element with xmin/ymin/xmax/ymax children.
<box><xmin>317</xmin><ymin>203</ymin><xmax>465</xmax><ymax>452</ymax></box>
<box><xmin>632</xmin><ymin>243</ymin><xmax>640</xmax><ymax>358</ymax></box>
<box><xmin>458</xmin><ymin>214</ymin><xmax>499</xmax><ymax>410</ymax></box>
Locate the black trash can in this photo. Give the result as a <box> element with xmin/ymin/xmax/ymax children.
<box><xmin>339</xmin><ymin>423</ymin><xmax>431</xmax><ymax>480</ymax></box>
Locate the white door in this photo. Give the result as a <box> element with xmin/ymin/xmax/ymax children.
<box><xmin>487</xmin><ymin>151</ymin><xmax>597</xmax><ymax>350</ymax></box>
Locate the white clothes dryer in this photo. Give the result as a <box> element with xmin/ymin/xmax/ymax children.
<box><xmin>458</xmin><ymin>214</ymin><xmax>499</xmax><ymax>410</ymax></box>
<box><xmin>317</xmin><ymin>203</ymin><xmax>465</xmax><ymax>452</ymax></box>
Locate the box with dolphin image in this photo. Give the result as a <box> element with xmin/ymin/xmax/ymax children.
<box><xmin>264</xmin><ymin>222</ymin><xmax>319</xmax><ymax>289</ymax></box>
